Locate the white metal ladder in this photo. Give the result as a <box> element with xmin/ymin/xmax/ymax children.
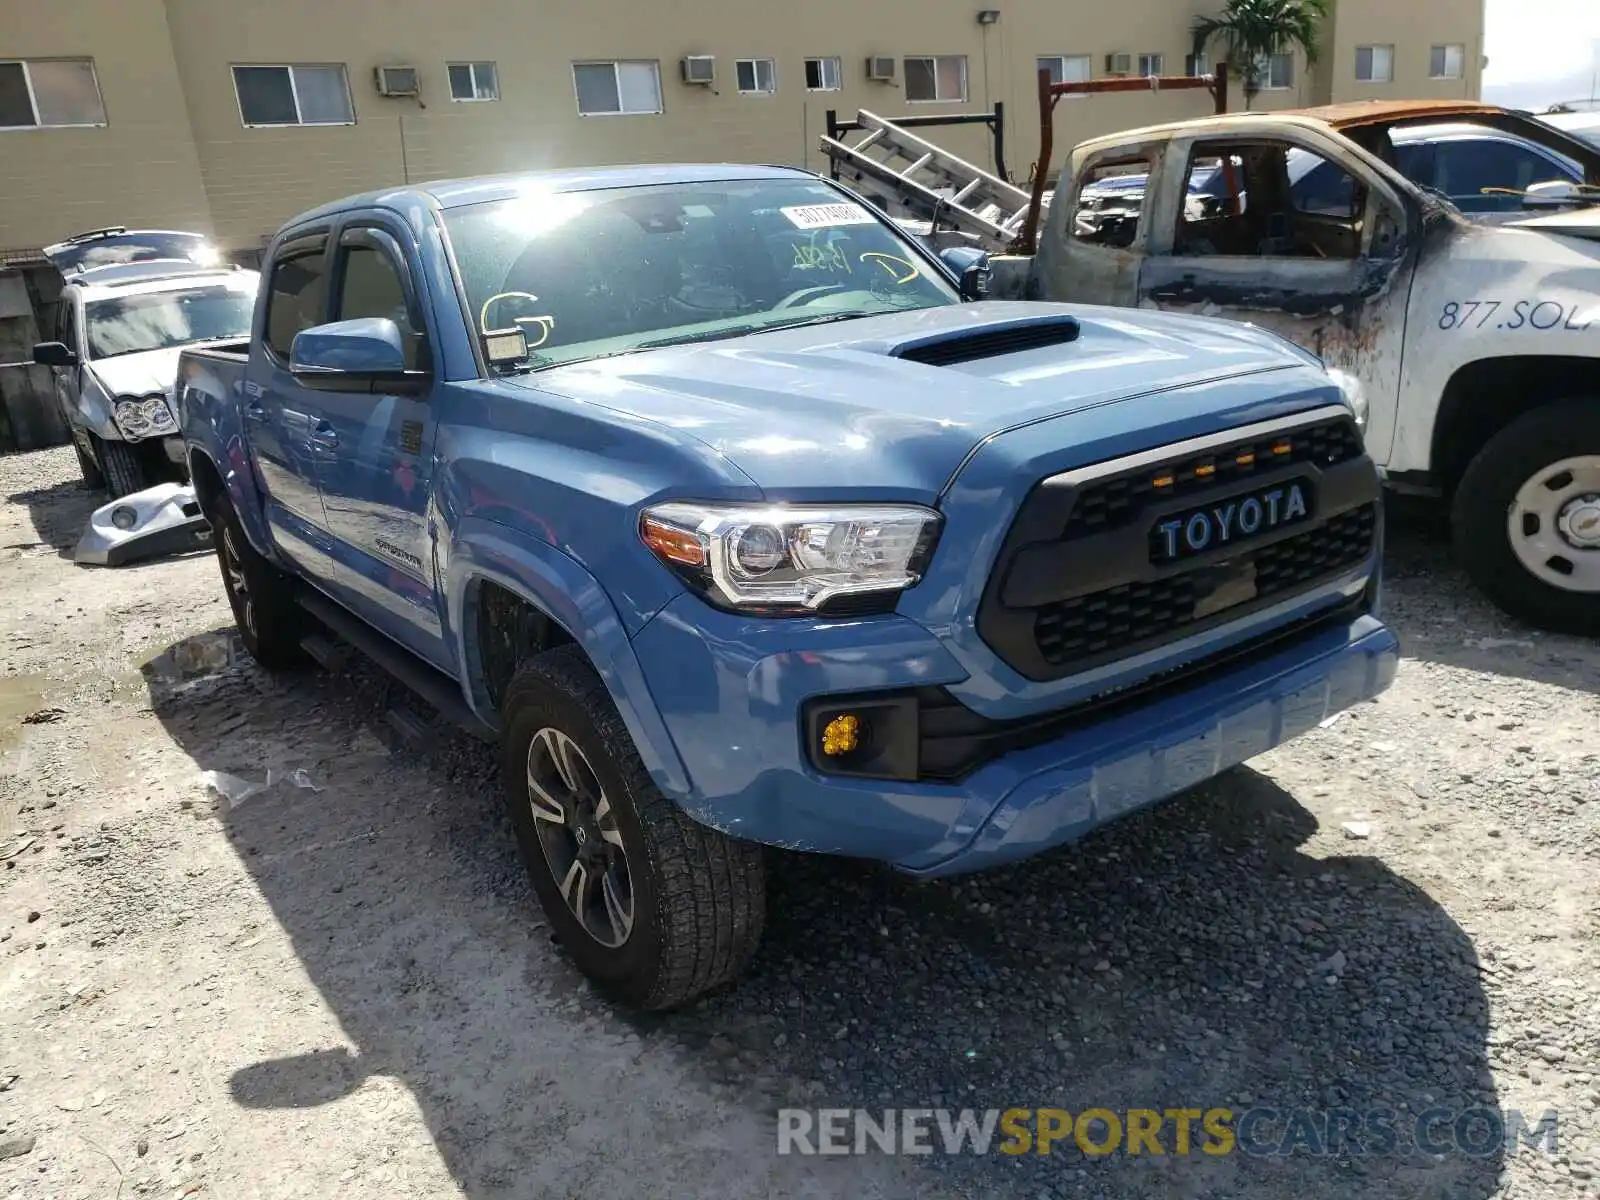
<box><xmin>818</xmin><ymin>110</ymin><xmax>1038</xmax><ymax>250</ymax></box>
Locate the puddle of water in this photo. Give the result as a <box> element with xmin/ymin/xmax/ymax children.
<box><xmin>0</xmin><ymin>673</ymin><xmax>49</xmax><ymax>758</ymax></box>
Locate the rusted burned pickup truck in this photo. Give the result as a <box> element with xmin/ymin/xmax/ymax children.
<box><xmin>986</xmin><ymin>101</ymin><xmax>1600</xmax><ymax>635</ymax></box>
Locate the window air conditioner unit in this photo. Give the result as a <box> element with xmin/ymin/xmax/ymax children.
<box><xmin>375</xmin><ymin>66</ymin><xmax>421</xmax><ymax>97</ymax></box>
<box><xmin>681</xmin><ymin>55</ymin><xmax>716</xmax><ymax>85</ymax></box>
<box><xmin>867</xmin><ymin>56</ymin><xmax>897</xmax><ymax>82</ymax></box>
<box><xmin>1105</xmin><ymin>53</ymin><xmax>1132</xmax><ymax>76</ymax></box>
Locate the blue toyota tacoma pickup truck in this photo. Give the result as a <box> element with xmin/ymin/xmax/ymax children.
<box><xmin>178</xmin><ymin>163</ymin><xmax>1398</xmax><ymax>1010</ymax></box>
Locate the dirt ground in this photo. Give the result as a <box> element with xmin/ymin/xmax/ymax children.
<box><xmin>1</xmin><ymin>443</ymin><xmax>1598</xmax><ymax>1200</ymax></box>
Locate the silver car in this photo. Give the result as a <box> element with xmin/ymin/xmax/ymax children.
<box><xmin>31</xmin><ymin>228</ymin><xmax>259</xmax><ymax>497</ymax></box>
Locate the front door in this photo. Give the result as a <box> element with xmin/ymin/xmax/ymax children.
<box><xmin>250</xmin><ymin>231</ymin><xmax>341</xmax><ymax>582</ymax></box>
<box><xmin>1135</xmin><ymin>132</ymin><xmax>1417</xmax><ymax>462</ymax></box>
<box><xmin>310</xmin><ymin>217</ymin><xmax>448</xmax><ymax>670</ymax></box>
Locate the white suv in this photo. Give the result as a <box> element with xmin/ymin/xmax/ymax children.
<box><xmin>32</xmin><ymin>228</ymin><xmax>259</xmax><ymax>497</ymax></box>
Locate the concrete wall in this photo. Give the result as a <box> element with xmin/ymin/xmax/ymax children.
<box><xmin>0</xmin><ymin>0</ymin><xmax>212</xmax><ymax>254</ymax></box>
<box><xmin>0</xmin><ymin>0</ymin><xmax>1487</xmax><ymax>257</ymax></box>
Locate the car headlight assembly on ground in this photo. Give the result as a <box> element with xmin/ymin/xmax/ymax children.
<box><xmin>639</xmin><ymin>502</ymin><xmax>943</xmax><ymax>614</ymax></box>
<box><xmin>112</xmin><ymin>394</ymin><xmax>177</xmax><ymax>441</ymax></box>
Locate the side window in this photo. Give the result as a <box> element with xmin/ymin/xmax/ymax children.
<box><xmin>1434</xmin><ymin>141</ymin><xmax>1575</xmax><ymax>206</ymax></box>
<box><xmin>1070</xmin><ymin>157</ymin><xmax>1151</xmax><ymax>250</ymax></box>
<box><xmin>334</xmin><ymin>240</ymin><xmax>426</xmax><ymax>371</ymax></box>
<box><xmin>1176</xmin><ymin>140</ymin><xmax>1365</xmax><ymax>260</ymax></box>
<box><xmin>264</xmin><ymin>248</ymin><xmax>328</xmax><ymax>360</ymax></box>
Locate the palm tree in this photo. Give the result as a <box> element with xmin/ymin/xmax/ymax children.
<box><xmin>1192</xmin><ymin>0</ymin><xmax>1329</xmax><ymax>109</ymax></box>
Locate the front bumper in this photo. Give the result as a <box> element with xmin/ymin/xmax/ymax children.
<box><xmin>630</xmin><ymin>594</ymin><xmax>1398</xmax><ymax>876</ymax></box>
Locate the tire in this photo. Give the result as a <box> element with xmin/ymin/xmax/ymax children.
<box><xmin>500</xmin><ymin>644</ymin><xmax>765</xmax><ymax>1010</ymax></box>
<box><xmin>208</xmin><ymin>490</ymin><xmax>305</xmax><ymax>669</ymax></box>
<box><xmin>72</xmin><ymin>437</ymin><xmax>104</xmax><ymax>490</ymax></box>
<box><xmin>95</xmin><ymin>436</ymin><xmax>149</xmax><ymax>499</ymax></box>
<box><xmin>1452</xmin><ymin>400</ymin><xmax>1600</xmax><ymax>636</ymax></box>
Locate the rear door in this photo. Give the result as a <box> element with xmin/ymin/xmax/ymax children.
<box><xmin>247</xmin><ymin>231</ymin><xmax>342</xmax><ymax>582</ymax></box>
<box><xmin>309</xmin><ymin>214</ymin><xmax>448</xmax><ymax>668</ymax></box>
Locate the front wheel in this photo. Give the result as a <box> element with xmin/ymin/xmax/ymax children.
<box><xmin>1453</xmin><ymin>401</ymin><xmax>1600</xmax><ymax>635</ymax></box>
<box><xmin>72</xmin><ymin>436</ymin><xmax>104</xmax><ymax>490</ymax></box>
<box><xmin>95</xmin><ymin>436</ymin><xmax>149</xmax><ymax>499</ymax></box>
<box><xmin>500</xmin><ymin>645</ymin><xmax>765</xmax><ymax>1010</ymax></box>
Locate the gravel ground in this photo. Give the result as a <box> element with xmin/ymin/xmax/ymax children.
<box><xmin>1</xmin><ymin>443</ymin><xmax>1598</xmax><ymax>1200</ymax></box>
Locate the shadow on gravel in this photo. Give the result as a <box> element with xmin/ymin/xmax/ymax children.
<box><xmin>5</xmin><ymin>479</ymin><xmax>100</xmax><ymax>557</ymax></box>
<box><xmin>140</xmin><ymin>626</ymin><xmax>1500</xmax><ymax>1200</ymax></box>
<box><xmin>1381</xmin><ymin>498</ymin><xmax>1600</xmax><ymax>692</ymax></box>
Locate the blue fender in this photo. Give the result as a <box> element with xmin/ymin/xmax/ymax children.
<box><xmin>177</xmin><ymin>360</ymin><xmax>278</xmax><ymax>564</ymax></box>
<box><xmin>442</xmin><ymin>516</ymin><xmax>692</xmax><ymax>798</ymax></box>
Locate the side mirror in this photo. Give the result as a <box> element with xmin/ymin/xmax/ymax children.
<box><xmin>1523</xmin><ymin>179</ymin><xmax>1582</xmax><ymax>209</ymax></box>
<box><xmin>32</xmin><ymin>341</ymin><xmax>77</xmax><ymax>368</ymax></box>
<box><xmin>939</xmin><ymin>246</ymin><xmax>992</xmax><ymax>301</ymax></box>
<box><xmin>289</xmin><ymin>318</ymin><xmax>424</xmax><ymax>394</ymax></box>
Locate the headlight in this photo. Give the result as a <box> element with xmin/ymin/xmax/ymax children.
<box><xmin>1326</xmin><ymin>368</ymin><xmax>1369</xmax><ymax>438</ymax></box>
<box><xmin>113</xmin><ymin>397</ymin><xmax>153</xmax><ymax>439</ymax></box>
<box><xmin>141</xmin><ymin>394</ymin><xmax>176</xmax><ymax>432</ymax></box>
<box><xmin>639</xmin><ymin>502</ymin><xmax>943</xmax><ymax>614</ymax></box>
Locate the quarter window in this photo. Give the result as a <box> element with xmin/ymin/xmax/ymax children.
<box><xmin>904</xmin><ymin>55</ymin><xmax>967</xmax><ymax>102</ymax></box>
<box><xmin>233</xmin><ymin>64</ymin><xmax>354</xmax><ymax>127</ymax></box>
<box><xmin>573</xmin><ymin>61</ymin><xmax>663</xmax><ymax>115</ymax></box>
<box><xmin>0</xmin><ymin>59</ymin><xmax>106</xmax><ymax>129</ymax></box>
<box><xmin>264</xmin><ymin>248</ymin><xmax>328</xmax><ymax>360</ymax></box>
<box><xmin>448</xmin><ymin>62</ymin><xmax>499</xmax><ymax>101</ymax></box>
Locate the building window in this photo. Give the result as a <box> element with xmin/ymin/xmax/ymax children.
<box><xmin>233</xmin><ymin>64</ymin><xmax>354</xmax><ymax>127</ymax></box>
<box><xmin>572</xmin><ymin>60</ymin><xmax>663</xmax><ymax>116</ymax></box>
<box><xmin>1253</xmin><ymin>51</ymin><xmax>1295</xmax><ymax>89</ymax></box>
<box><xmin>804</xmin><ymin>57</ymin><xmax>841</xmax><ymax>91</ymax></box>
<box><xmin>0</xmin><ymin>59</ymin><xmax>106</xmax><ymax>129</ymax></box>
<box><xmin>1430</xmin><ymin>43</ymin><xmax>1465</xmax><ymax>80</ymax></box>
<box><xmin>448</xmin><ymin>62</ymin><xmax>499</xmax><ymax>101</ymax></box>
<box><xmin>1184</xmin><ymin>52</ymin><xmax>1209</xmax><ymax>77</ymax></box>
<box><xmin>735</xmin><ymin>58</ymin><xmax>776</xmax><ymax>94</ymax></box>
<box><xmin>1038</xmin><ymin>55</ymin><xmax>1092</xmax><ymax>85</ymax></box>
<box><xmin>1138</xmin><ymin>53</ymin><xmax>1165</xmax><ymax>77</ymax></box>
<box><xmin>904</xmin><ymin>55</ymin><xmax>967</xmax><ymax>102</ymax></box>
<box><xmin>1355</xmin><ymin>45</ymin><xmax>1395</xmax><ymax>83</ymax></box>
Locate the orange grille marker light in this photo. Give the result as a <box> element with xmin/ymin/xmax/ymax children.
<box><xmin>1273</xmin><ymin>440</ymin><xmax>1292</xmax><ymax>456</ymax></box>
<box><xmin>1153</xmin><ymin>473</ymin><xmax>1175</xmax><ymax>488</ymax></box>
<box><xmin>1237</xmin><ymin>451</ymin><xmax>1256</xmax><ymax>466</ymax></box>
<box><xmin>1194</xmin><ymin>461</ymin><xmax>1216</xmax><ymax>478</ymax></box>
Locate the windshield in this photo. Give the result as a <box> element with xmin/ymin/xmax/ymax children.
<box><xmin>441</xmin><ymin>178</ymin><xmax>959</xmax><ymax>371</ymax></box>
<box><xmin>84</xmin><ymin>284</ymin><xmax>255</xmax><ymax>359</ymax></box>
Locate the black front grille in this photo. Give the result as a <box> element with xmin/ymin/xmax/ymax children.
<box><xmin>975</xmin><ymin>412</ymin><xmax>1379</xmax><ymax>683</ymax></box>
<box><xmin>1034</xmin><ymin>504</ymin><xmax>1375</xmax><ymax>669</ymax></box>
<box><xmin>893</xmin><ymin>317</ymin><xmax>1081</xmax><ymax>367</ymax></box>
<box><xmin>1065</xmin><ymin>418</ymin><xmax>1364</xmax><ymax>539</ymax></box>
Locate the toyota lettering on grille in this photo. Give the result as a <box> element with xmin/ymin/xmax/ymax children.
<box><xmin>1151</xmin><ymin>481</ymin><xmax>1313</xmax><ymax>564</ymax></box>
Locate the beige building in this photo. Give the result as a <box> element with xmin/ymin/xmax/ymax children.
<box><xmin>2</xmin><ymin>0</ymin><xmax>1485</xmax><ymax>261</ymax></box>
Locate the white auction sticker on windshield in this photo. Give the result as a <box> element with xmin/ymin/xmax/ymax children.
<box><xmin>780</xmin><ymin>203</ymin><xmax>878</xmax><ymax>229</ymax></box>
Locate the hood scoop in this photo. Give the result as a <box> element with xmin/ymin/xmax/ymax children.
<box><xmin>889</xmin><ymin>314</ymin><xmax>1082</xmax><ymax>367</ymax></box>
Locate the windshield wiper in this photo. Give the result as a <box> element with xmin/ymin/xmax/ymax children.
<box><xmin>634</xmin><ymin>325</ymin><xmax>770</xmax><ymax>349</ymax></box>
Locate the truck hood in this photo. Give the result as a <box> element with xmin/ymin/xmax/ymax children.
<box><xmin>520</xmin><ymin>302</ymin><xmax>1323</xmax><ymax>497</ymax></box>
<box><xmin>86</xmin><ymin>347</ymin><xmax>183</xmax><ymax>400</ymax></box>
<box><xmin>1508</xmin><ymin>207</ymin><xmax>1600</xmax><ymax>241</ymax></box>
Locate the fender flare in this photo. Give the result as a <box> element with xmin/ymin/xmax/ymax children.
<box><xmin>444</xmin><ymin>516</ymin><xmax>692</xmax><ymax>798</ymax></box>
<box><xmin>185</xmin><ymin>436</ymin><xmax>278</xmax><ymax>563</ymax></box>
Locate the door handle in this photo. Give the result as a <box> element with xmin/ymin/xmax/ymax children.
<box><xmin>245</xmin><ymin>400</ymin><xmax>267</xmax><ymax>422</ymax></box>
<box><xmin>308</xmin><ymin>421</ymin><xmax>340</xmax><ymax>451</ymax></box>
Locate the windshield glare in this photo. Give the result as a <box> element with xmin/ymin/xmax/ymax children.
<box><xmin>442</xmin><ymin>178</ymin><xmax>959</xmax><ymax>370</ymax></box>
<box><xmin>85</xmin><ymin>285</ymin><xmax>255</xmax><ymax>359</ymax></box>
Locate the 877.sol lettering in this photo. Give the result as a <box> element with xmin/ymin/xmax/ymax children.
<box><xmin>1439</xmin><ymin>299</ymin><xmax>1595</xmax><ymax>332</ymax></box>
<box><xmin>1151</xmin><ymin>482</ymin><xmax>1312</xmax><ymax>564</ymax></box>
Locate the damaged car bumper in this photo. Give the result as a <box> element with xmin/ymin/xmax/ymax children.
<box><xmin>74</xmin><ymin>482</ymin><xmax>212</xmax><ymax>566</ymax></box>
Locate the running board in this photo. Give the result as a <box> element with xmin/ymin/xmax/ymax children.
<box><xmin>295</xmin><ymin>587</ymin><xmax>496</xmax><ymax>743</ymax></box>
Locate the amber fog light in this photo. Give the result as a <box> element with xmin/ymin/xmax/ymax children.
<box><xmin>804</xmin><ymin>695</ymin><xmax>920</xmax><ymax>781</ymax></box>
